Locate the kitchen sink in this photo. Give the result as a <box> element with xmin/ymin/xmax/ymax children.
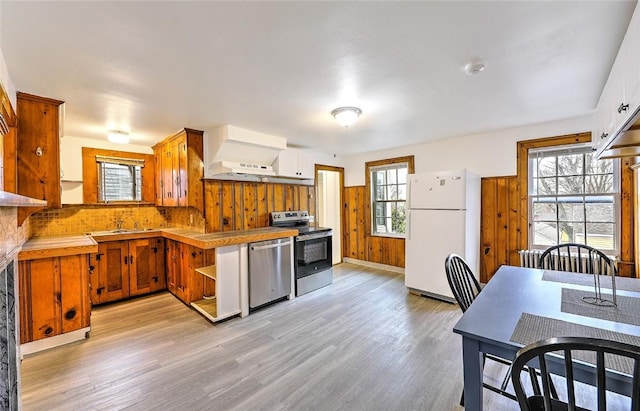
<box><xmin>87</xmin><ymin>228</ymin><xmax>159</xmax><ymax>236</ymax></box>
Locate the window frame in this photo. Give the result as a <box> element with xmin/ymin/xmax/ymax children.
<box><xmin>365</xmin><ymin>155</ymin><xmax>415</xmax><ymax>238</ymax></box>
<box><xmin>96</xmin><ymin>155</ymin><xmax>145</xmax><ymax>203</ymax></box>
<box><xmin>527</xmin><ymin>144</ymin><xmax>620</xmax><ymax>254</ymax></box>
<box><xmin>81</xmin><ymin>147</ymin><xmax>155</xmax><ymax>205</ymax></box>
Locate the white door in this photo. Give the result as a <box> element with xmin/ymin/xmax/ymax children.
<box><xmin>317</xmin><ymin>168</ymin><xmax>342</xmax><ymax>264</ymax></box>
<box><xmin>409</xmin><ymin>170</ymin><xmax>467</xmax><ymax>210</ymax></box>
<box><xmin>405</xmin><ymin>209</ymin><xmax>467</xmax><ymax>301</ymax></box>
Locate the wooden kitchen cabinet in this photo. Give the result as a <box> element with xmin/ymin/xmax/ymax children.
<box><xmin>15</xmin><ymin>92</ymin><xmax>64</xmax><ymax>215</ymax></box>
<box><xmin>165</xmin><ymin>239</ymin><xmax>215</xmax><ymax>305</ymax></box>
<box><xmin>272</xmin><ymin>148</ymin><xmax>315</xmax><ymax>179</ymax></box>
<box><xmin>19</xmin><ymin>254</ymin><xmax>91</xmax><ymax>344</ymax></box>
<box><xmin>152</xmin><ymin>128</ymin><xmax>204</xmax><ymax>213</ymax></box>
<box><xmin>91</xmin><ymin>238</ymin><xmax>165</xmax><ymax>304</ymax></box>
<box><xmin>130</xmin><ymin>237</ymin><xmax>166</xmax><ymax>296</ymax></box>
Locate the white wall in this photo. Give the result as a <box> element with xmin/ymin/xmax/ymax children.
<box><xmin>342</xmin><ymin>115</ymin><xmax>593</xmax><ymax>186</ymax></box>
<box><xmin>60</xmin><ymin>135</ymin><xmax>153</xmax><ymax>204</ymax></box>
<box><xmin>0</xmin><ymin>49</ymin><xmax>16</xmax><ymax>109</ymax></box>
<box><xmin>317</xmin><ymin>170</ymin><xmax>342</xmax><ymax>264</ymax></box>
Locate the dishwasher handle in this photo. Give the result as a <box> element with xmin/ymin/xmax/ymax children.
<box><xmin>250</xmin><ymin>238</ymin><xmax>292</xmax><ymax>251</ymax></box>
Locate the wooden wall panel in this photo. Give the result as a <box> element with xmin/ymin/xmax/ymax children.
<box><xmin>480</xmin><ymin>176</ymin><xmax>518</xmax><ymax>282</ymax></box>
<box><xmin>203</xmin><ymin>181</ymin><xmax>316</xmax><ymax>234</ymax></box>
<box><xmin>342</xmin><ymin>185</ymin><xmax>406</xmax><ymax>268</ymax></box>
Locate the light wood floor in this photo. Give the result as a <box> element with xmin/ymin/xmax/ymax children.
<box><xmin>21</xmin><ymin>263</ymin><xmax>521</xmax><ymax>411</ymax></box>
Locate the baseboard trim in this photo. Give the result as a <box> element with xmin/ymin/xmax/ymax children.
<box><xmin>342</xmin><ymin>258</ymin><xmax>405</xmax><ymax>274</ymax></box>
<box><xmin>20</xmin><ymin>327</ymin><xmax>90</xmax><ymax>357</ymax></box>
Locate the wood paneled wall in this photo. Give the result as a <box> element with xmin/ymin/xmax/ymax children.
<box><xmin>480</xmin><ymin>132</ymin><xmax>636</xmax><ymax>281</ymax></box>
<box><xmin>342</xmin><ymin>186</ymin><xmax>405</xmax><ymax>268</ymax></box>
<box><xmin>202</xmin><ymin>180</ymin><xmax>315</xmax><ymax>233</ymax></box>
<box><xmin>480</xmin><ymin>176</ymin><xmax>518</xmax><ymax>283</ymax></box>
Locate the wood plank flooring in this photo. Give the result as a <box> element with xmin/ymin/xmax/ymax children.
<box><xmin>20</xmin><ymin>263</ymin><xmax>520</xmax><ymax>410</ymax></box>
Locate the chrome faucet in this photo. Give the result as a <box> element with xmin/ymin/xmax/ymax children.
<box><xmin>133</xmin><ymin>221</ymin><xmax>139</xmax><ymax>230</ymax></box>
<box><xmin>116</xmin><ymin>219</ymin><xmax>124</xmax><ymax>230</ymax></box>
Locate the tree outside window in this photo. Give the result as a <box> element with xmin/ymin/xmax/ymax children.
<box><xmin>529</xmin><ymin>144</ymin><xmax>618</xmax><ymax>253</ymax></box>
<box><xmin>366</xmin><ymin>156</ymin><xmax>415</xmax><ymax>237</ymax></box>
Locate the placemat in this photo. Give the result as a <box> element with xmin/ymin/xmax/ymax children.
<box><xmin>561</xmin><ymin>288</ymin><xmax>640</xmax><ymax>327</ymax></box>
<box><xmin>510</xmin><ymin>313</ymin><xmax>639</xmax><ymax>375</ymax></box>
<box><xmin>541</xmin><ymin>270</ymin><xmax>640</xmax><ymax>292</ymax></box>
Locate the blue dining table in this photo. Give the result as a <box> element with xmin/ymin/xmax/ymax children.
<box><xmin>452</xmin><ymin>264</ymin><xmax>640</xmax><ymax>411</ymax></box>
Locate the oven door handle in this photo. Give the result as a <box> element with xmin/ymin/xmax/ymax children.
<box><xmin>296</xmin><ymin>232</ymin><xmax>332</xmax><ymax>242</ymax></box>
<box><xmin>250</xmin><ymin>239</ymin><xmax>292</xmax><ymax>251</ymax></box>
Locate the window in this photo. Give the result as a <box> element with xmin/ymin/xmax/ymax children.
<box><xmin>528</xmin><ymin>144</ymin><xmax>618</xmax><ymax>253</ymax></box>
<box><xmin>366</xmin><ymin>156</ymin><xmax>414</xmax><ymax>237</ymax></box>
<box><xmin>96</xmin><ymin>155</ymin><xmax>144</xmax><ymax>202</ymax></box>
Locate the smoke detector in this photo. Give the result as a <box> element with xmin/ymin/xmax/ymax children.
<box><xmin>464</xmin><ymin>59</ymin><xmax>486</xmax><ymax>75</ymax></box>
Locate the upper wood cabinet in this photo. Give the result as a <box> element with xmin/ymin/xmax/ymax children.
<box><xmin>272</xmin><ymin>148</ymin><xmax>315</xmax><ymax>179</ymax></box>
<box><xmin>152</xmin><ymin>128</ymin><xmax>204</xmax><ymax>213</ymax></box>
<box><xmin>16</xmin><ymin>92</ymin><xmax>64</xmax><ymax>208</ymax></box>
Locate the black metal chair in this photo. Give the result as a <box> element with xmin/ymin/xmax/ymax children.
<box><xmin>445</xmin><ymin>254</ymin><xmax>527</xmax><ymax>404</ymax></box>
<box><xmin>537</xmin><ymin>243</ymin><xmax>615</xmax><ymax>275</ymax></box>
<box><xmin>511</xmin><ymin>336</ymin><xmax>640</xmax><ymax>411</ymax></box>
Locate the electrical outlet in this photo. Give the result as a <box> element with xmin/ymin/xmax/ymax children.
<box><xmin>308</xmin><ymin>215</ymin><xmax>315</xmax><ymax>223</ymax></box>
<box><xmin>189</xmin><ymin>213</ymin><xmax>194</xmax><ymax>225</ymax></box>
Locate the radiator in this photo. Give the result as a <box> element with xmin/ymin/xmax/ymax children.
<box><xmin>518</xmin><ymin>249</ymin><xmax>617</xmax><ymax>274</ymax></box>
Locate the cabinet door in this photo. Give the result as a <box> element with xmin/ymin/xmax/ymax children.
<box><xmin>154</xmin><ymin>148</ymin><xmax>164</xmax><ymax>206</ymax></box>
<box><xmin>151</xmin><ymin>238</ymin><xmax>166</xmax><ymax>292</ymax></box>
<box><xmin>96</xmin><ymin>241</ymin><xmax>130</xmax><ymax>303</ymax></box>
<box><xmin>624</xmin><ymin>10</ymin><xmax>640</xmax><ymax>113</ymax></box>
<box><xmin>177</xmin><ymin>136</ymin><xmax>188</xmax><ymax>207</ymax></box>
<box><xmin>59</xmin><ymin>255</ymin><xmax>90</xmax><ymax>334</ymax></box>
<box><xmin>166</xmin><ymin>239</ymin><xmax>180</xmax><ymax>295</ymax></box>
<box><xmin>129</xmin><ymin>238</ymin><xmax>154</xmax><ymax>296</ymax></box>
<box><xmin>19</xmin><ymin>259</ymin><xmax>60</xmax><ymax>343</ymax></box>
<box><xmin>297</xmin><ymin>150</ymin><xmax>315</xmax><ymax>179</ymax></box>
<box><xmin>274</xmin><ymin>149</ymin><xmax>299</xmax><ymax>178</ymax></box>
<box><xmin>162</xmin><ymin>141</ymin><xmax>179</xmax><ymax>207</ymax></box>
<box><xmin>16</xmin><ymin>93</ymin><xmax>62</xmax><ymax>209</ymax></box>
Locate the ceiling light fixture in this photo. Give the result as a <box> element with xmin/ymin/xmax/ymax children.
<box><xmin>107</xmin><ymin>130</ymin><xmax>130</xmax><ymax>144</ymax></box>
<box><xmin>331</xmin><ymin>106</ymin><xmax>362</xmax><ymax>127</ymax></box>
<box><xmin>464</xmin><ymin>59</ymin><xmax>486</xmax><ymax>75</ymax></box>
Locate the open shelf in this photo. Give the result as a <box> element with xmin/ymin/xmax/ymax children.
<box><xmin>195</xmin><ymin>265</ymin><xmax>216</xmax><ymax>280</ymax></box>
<box><xmin>191</xmin><ymin>297</ymin><xmax>218</xmax><ymax>320</ymax></box>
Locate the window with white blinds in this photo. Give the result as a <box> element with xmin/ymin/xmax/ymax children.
<box><xmin>96</xmin><ymin>156</ymin><xmax>144</xmax><ymax>202</ymax></box>
<box><xmin>528</xmin><ymin>144</ymin><xmax>619</xmax><ymax>253</ymax></box>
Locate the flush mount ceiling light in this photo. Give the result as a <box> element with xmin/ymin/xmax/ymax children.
<box><xmin>331</xmin><ymin>106</ymin><xmax>362</xmax><ymax>127</ymax></box>
<box><xmin>107</xmin><ymin>130</ymin><xmax>130</xmax><ymax>144</ymax></box>
<box><xmin>464</xmin><ymin>59</ymin><xmax>486</xmax><ymax>75</ymax></box>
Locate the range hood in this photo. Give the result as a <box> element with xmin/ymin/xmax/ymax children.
<box><xmin>204</xmin><ymin>125</ymin><xmax>286</xmax><ymax>178</ymax></box>
<box><xmin>209</xmin><ymin>160</ymin><xmax>275</xmax><ymax>176</ymax></box>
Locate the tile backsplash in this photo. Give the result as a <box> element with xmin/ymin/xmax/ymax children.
<box><xmin>29</xmin><ymin>204</ymin><xmax>205</xmax><ymax>237</ymax></box>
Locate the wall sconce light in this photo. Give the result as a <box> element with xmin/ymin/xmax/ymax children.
<box><xmin>108</xmin><ymin>130</ymin><xmax>130</xmax><ymax>144</ymax></box>
<box><xmin>331</xmin><ymin>106</ymin><xmax>362</xmax><ymax>127</ymax></box>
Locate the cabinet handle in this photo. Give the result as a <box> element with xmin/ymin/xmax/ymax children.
<box><xmin>124</xmin><ymin>256</ymin><xmax>129</xmax><ymax>264</ymax></box>
<box><xmin>618</xmin><ymin>103</ymin><xmax>630</xmax><ymax>114</ymax></box>
<box><xmin>600</xmin><ymin>132</ymin><xmax>608</xmax><ymax>140</ymax></box>
<box><xmin>97</xmin><ymin>287</ymin><xmax>105</xmax><ymax>295</ymax></box>
<box><xmin>130</xmin><ymin>255</ymin><xmax>134</xmax><ymax>264</ymax></box>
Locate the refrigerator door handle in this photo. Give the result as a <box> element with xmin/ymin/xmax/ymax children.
<box><xmin>406</xmin><ymin>209</ymin><xmax>411</xmax><ymax>240</ymax></box>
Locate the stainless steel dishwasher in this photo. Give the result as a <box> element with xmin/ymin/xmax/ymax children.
<box><xmin>248</xmin><ymin>237</ymin><xmax>292</xmax><ymax>309</ymax></box>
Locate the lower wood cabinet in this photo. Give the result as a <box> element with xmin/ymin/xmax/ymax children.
<box><xmin>165</xmin><ymin>239</ymin><xmax>215</xmax><ymax>305</ymax></box>
<box><xmin>91</xmin><ymin>237</ymin><xmax>166</xmax><ymax>305</ymax></box>
<box><xmin>19</xmin><ymin>254</ymin><xmax>91</xmax><ymax>344</ymax></box>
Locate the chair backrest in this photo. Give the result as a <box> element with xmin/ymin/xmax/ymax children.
<box><xmin>511</xmin><ymin>337</ymin><xmax>640</xmax><ymax>411</ymax></box>
<box><xmin>537</xmin><ymin>243</ymin><xmax>615</xmax><ymax>275</ymax></box>
<box><xmin>444</xmin><ymin>253</ymin><xmax>481</xmax><ymax>312</ymax></box>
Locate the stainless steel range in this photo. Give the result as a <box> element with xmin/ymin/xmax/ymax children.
<box><xmin>270</xmin><ymin>211</ymin><xmax>333</xmax><ymax>296</ymax></box>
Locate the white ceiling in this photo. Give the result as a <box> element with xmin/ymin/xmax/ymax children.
<box><xmin>1</xmin><ymin>1</ymin><xmax>637</xmax><ymax>155</ymax></box>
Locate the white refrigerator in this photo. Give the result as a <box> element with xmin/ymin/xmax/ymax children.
<box><xmin>404</xmin><ymin>169</ymin><xmax>481</xmax><ymax>302</ymax></box>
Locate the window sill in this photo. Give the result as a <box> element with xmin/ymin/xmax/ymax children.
<box><xmin>371</xmin><ymin>233</ymin><xmax>406</xmax><ymax>240</ymax></box>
